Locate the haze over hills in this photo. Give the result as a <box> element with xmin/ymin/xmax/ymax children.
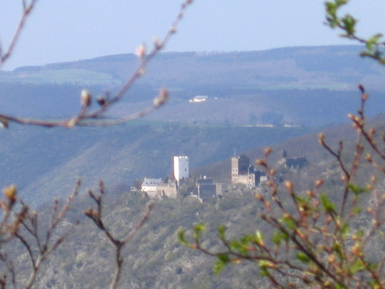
<box><xmin>0</xmin><ymin>45</ymin><xmax>384</xmax><ymax>205</ymax></box>
<box><xmin>2</xmin><ymin>45</ymin><xmax>385</xmax><ymax>288</ymax></box>
<box><xmin>1</xmin><ymin>45</ymin><xmax>385</xmax><ymax>127</ymax></box>
<box><xmin>0</xmin><ymin>122</ymin><xmax>314</xmax><ymax>205</ymax></box>
<box><xmin>4</xmin><ymin>108</ymin><xmax>383</xmax><ymax>289</ymax></box>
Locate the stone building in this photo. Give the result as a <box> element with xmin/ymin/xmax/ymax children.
<box><xmin>141</xmin><ymin>178</ymin><xmax>177</xmax><ymax>199</ymax></box>
<box><xmin>196</xmin><ymin>176</ymin><xmax>222</xmax><ymax>201</ymax></box>
<box><xmin>231</xmin><ymin>154</ymin><xmax>263</xmax><ymax>187</ymax></box>
<box><xmin>282</xmin><ymin>150</ymin><xmax>307</xmax><ymax>169</ymax></box>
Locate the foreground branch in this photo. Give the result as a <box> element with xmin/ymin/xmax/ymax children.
<box><xmin>84</xmin><ymin>181</ymin><xmax>153</xmax><ymax>289</ymax></box>
<box><xmin>0</xmin><ymin>0</ymin><xmax>193</xmax><ymax>129</ymax></box>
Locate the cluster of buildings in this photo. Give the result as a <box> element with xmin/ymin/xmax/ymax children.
<box><xmin>139</xmin><ymin>151</ymin><xmax>307</xmax><ymax>201</ymax></box>
<box><xmin>140</xmin><ymin>156</ymin><xmax>189</xmax><ymax>199</ymax></box>
<box><xmin>140</xmin><ymin>156</ymin><xmax>222</xmax><ymax>201</ymax></box>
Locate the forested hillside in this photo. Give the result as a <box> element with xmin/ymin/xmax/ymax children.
<box><xmin>2</xmin><ymin>45</ymin><xmax>385</xmax><ymax>288</ymax></box>
<box><xmin>0</xmin><ymin>121</ymin><xmax>314</xmax><ymax>206</ymax></box>
<box><xmin>6</xmin><ymin>112</ymin><xmax>383</xmax><ymax>289</ymax></box>
<box><xmin>1</xmin><ymin>45</ymin><xmax>385</xmax><ymax>207</ymax></box>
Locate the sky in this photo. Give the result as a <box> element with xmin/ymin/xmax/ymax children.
<box><xmin>1</xmin><ymin>0</ymin><xmax>385</xmax><ymax>70</ymax></box>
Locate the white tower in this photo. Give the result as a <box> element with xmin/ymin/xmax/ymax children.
<box><xmin>173</xmin><ymin>156</ymin><xmax>189</xmax><ymax>184</ymax></box>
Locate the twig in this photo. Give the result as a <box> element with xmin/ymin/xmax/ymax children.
<box><xmin>0</xmin><ymin>0</ymin><xmax>38</xmax><ymax>69</ymax></box>
<box><xmin>0</xmin><ymin>0</ymin><xmax>193</xmax><ymax>128</ymax></box>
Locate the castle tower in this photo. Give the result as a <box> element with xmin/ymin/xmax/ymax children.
<box><xmin>231</xmin><ymin>157</ymin><xmax>239</xmax><ymax>183</ymax></box>
<box><xmin>231</xmin><ymin>154</ymin><xmax>255</xmax><ymax>186</ymax></box>
<box><xmin>173</xmin><ymin>156</ymin><xmax>189</xmax><ymax>184</ymax></box>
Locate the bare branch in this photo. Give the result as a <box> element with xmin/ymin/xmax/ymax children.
<box><xmin>0</xmin><ymin>0</ymin><xmax>38</xmax><ymax>69</ymax></box>
<box><xmin>0</xmin><ymin>0</ymin><xmax>193</xmax><ymax>128</ymax></box>
<box><xmin>85</xmin><ymin>181</ymin><xmax>154</xmax><ymax>289</ymax></box>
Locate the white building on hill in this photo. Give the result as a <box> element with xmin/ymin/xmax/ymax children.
<box><xmin>173</xmin><ymin>156</ymin><xmax>189</xmax><ymax>184</ymax></box>
<box><xmin>189</xmin><ymin>95</ymin><xmax>208</xmax><ymax>102</ymax></box>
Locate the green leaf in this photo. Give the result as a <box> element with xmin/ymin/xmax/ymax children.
<box><xmin>214</xmin><ymin>254</ymin><xmax>231</xmax><ymax>274</ymax></box>
<box><xmin>297</xmin><ymin>252</ymin><xmax>310</xmax><ymax>263</ymax></box>
<box><xmin>272</xmin><ymin>230</ymin><xmax>288</xmax><ymax>246</ymax></box>
<box><xmin>218</xmin><ymin>253</ymin><xmax>230</xmax><ymax>263</ymax></box>
<box><xmin>241</xmin><ymin>234</ymin><xmax>254</xmax><ymax>245</ymax></box>
<box><xmin>193</xmin><ymin>223</ymin><xmax>206</xmax><ymax>240</ymax></box>
<box><xmin>279</xmin><ymin>215</ymin><xmax>296</xmax><ymax>230</ymax></box>
<box><xmin>214</xmin><ymin>259</ymin><xmax>226</xmax><ymax>274</ymax></box>
<box><xmin>350</xmin><ymin>259</ymin><xmax>365</xmax><ymax>274</ymax></box>
<box><xmin>351</xmin><ymin>206</ymin><xmax>362</xmax><ymax>215</ymax></box>
<box><xmin>348</xmin><ymin>183</ymin><xmax>369</xmax><ymax>195</ymax></box>
<box><xmin>341</xmin><ymin>14</ymin><xmax>356</xmax><ymax>35</ymax></box>
<box><xmin>218</xmin><ymin>224</ymin><xmax>226</xmax><ymax>239</ymax></box>
<box><xmin>333</xmin><ymin>242</ymin><xmax>344</xmax><ymax>261</ymax></box>
<box><xmin>229</xmin><ymin>240</ymin><xmax>242</xmax><ymax>251</ymax></box>
<box><xmin>258</xmin><ymin>260</ymin><xmax>274</xmax><ymax>269</ymax></box>
<box><xmin>320</xmin><ymin>194</ymin><xmax>336</xmax><ymax>213</ymax></box>
<box><xmin>366</xmin><ymin>34</ymin><xmax>382</xmax><ymax>51</ymax></box>
<box><xmin>178</xmin><ymin>230</ymin><xmax>187</xmax><ymax>245</ymax></box>
<box><xmin>339</xmin><ymin>221</ymin><xmax>350</xmax><ymax>238</ymax></box>
<box><xmin>255</xmin><ymin>230</ymin><xmax>264</xmax><ymax>246</ymax></box>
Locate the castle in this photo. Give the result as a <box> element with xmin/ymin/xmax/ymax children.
<box><xmin>281</xmin><ymin>150</ymin><xmax>307</xmax><ymax>169</ymax></box>
<box><xmin>231</xmin><ymin>154</ymin><xmax>262</xmax><ymax>187</ymax></box>
<box><xmin>140</xmin><ymin>155</ymin><xmax>189</xmax><ymax>198</ymax></box>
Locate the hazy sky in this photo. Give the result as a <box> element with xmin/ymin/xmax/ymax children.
<box><xmin>1</xmin><ymin>0</ymin><xmax>385</xmax><ymax>70</ymax></box>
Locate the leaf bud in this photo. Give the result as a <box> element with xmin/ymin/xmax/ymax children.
<box><xmin>318</xmin><ymin>133</ymin><xmax>325</xmax><ymax>144</ymax></box>
<box><xmin>66</xmin><ymin>118</ymin><xmax>77</xmax><ymax>128</ymax></box>
<box><xmin>153</xmin><ymin>37</ymin><xmax>163</xmax><ymax>49</ymax></box>
<box><xmin>153</xmin><ymin>89</ymin><xmax>169</xmax><ymax>107</ymax></box>
<box><xmin>96</xmin><ymin>96</ymin><xmax>106</xmax><ymax>106</ymax></box>
<box><xmin>3</xmin><ymin>184</ymin><xmax>17</xmax><ymax>202</ymax></box>
<box><xmin>135</xmin><ymin>44</ymin><xmax>146</xmax><ymax>59</ymax></box>
<box><xmin>264</xmin><ymin>147</ymin><xmax>273</xmax><ymax>156</ymax></box>
<box><xmin>369</xmin><ymin>128</ymin><xmax>376</xmax><ymax>136</ymax></box>
<box><xmin>81</xmin><ymin>89</ymin><xmax>92</xmax><ymax>107</ymax></box>
<box><xmin>351</xmin><ymin>242</ymin><xmax>362</xmax><ymax>256</ymax></box>
<box><xmin>159</xmin><ymin>88</ymin><xmax>169</xmax><ymax>103</ymax></box>
<box><xmin>315</xmin><ymin>179</ymin><xmax>324</xmax><ymax>188</ymax></box>
<box><xmin>371</xmin><ymin>175</ymin><xmax>377</xmax><ymax>183</ymax></box>
<box><xmin>327</xmin><ymin>253</ymin><xmax>336</xmax><ymax>264</ymax></box>
<box><xmin>284</xmin><ymin>180</ymin><xmax>294</xmax><ymax>193</ymax></box>
<box><xmin>358</xmin><ymin>84</ymin><xmax>365</xmax><ymax>93</ymax></box>
<box><xmin>0</xmin><ymin>117</ymin><xmax>9</xmax><ymax>129</ymax></box>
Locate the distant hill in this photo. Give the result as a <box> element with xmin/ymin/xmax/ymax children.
<box><xmin>1</xmin><ymin>46</ymin><xmax>385</xmax><ymax>127</ymax></box>
<box><xmin>1</xmin><ymin>46</ymin><xmax>384</xmax><ymax>289</ymax></box>
<box><xmin>1</xmin><ymin>45</ymin><xmax>385</xmax><ymax>206</ymax></box>
<box><xmin>4</xmin><ymin>45</ymin><xmax>383</xmax><ymax>90</ymax></box>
